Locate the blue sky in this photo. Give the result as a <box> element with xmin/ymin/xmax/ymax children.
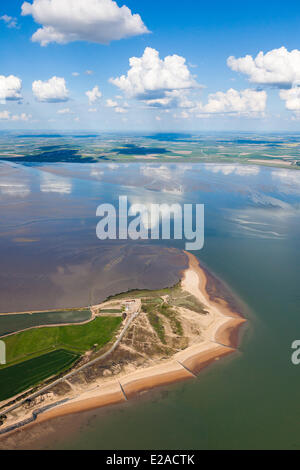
<box><xmin>1</xmin><ymin>0</ymin><xmax>300</xmax><ymax>131</ymax></box>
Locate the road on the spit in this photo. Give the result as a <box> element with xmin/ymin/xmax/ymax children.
<box><xmin>0</xmin><ymin>308</ymin><xmax>140</xmax><ymax>418</ymax></box>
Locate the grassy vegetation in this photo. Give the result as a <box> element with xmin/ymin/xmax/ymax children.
<box><xmin>142</xmin><ymin>297</ymin><xmax>183</xmax><ymax>343</ymax></box>
<box><xmin>111</xmin><ymin>285</ymin><xmax>207</xmax><ymax>315</ymax></box>
<box><xmin>1</xmin><ymin>316</ymin><xmax>122</xmax><ymax>366</ymax></box>
<box><xmin>170</xmin><ymin>293</ymin><xmax>208</xmax><ymax>315</ymax></box>
<box><xmin>159</xmin><ymin>304</ymin><xmax>183</xmax><ymax>337</ymax></box>
<box><xmin>142</xmin><ymin>298</ymin><xmax>163</xmax><ymax>314</ymax></box>
<box><xmin>142</xmin><ymin>298</ymin><xmax>164</xmax><ymax>308</ymax></box>
<box><xmin>147</xmin><ymin>312</ymin><xmax>166</xmax><ymax>344</ymax></box>
<box><xmin>100</xmin><ymin>309</ymin><xmax>123</xmax><ymax>314</ymax></box>
<box><xmin>0</xmin><ymin>349</ymin><xmax>79</xmax><ymax>402</ymax></box>
<box><xmin>108</xmin><ymin>286</ymin><xmax>177</xmax><ymax>301</ymax></box>
<box><xmin>140</xmin><ymin>284</ymin><xmax>208</xmax><ymax>343</ymax></box>
<box><xmin>142</xmin><ymin>297</ymin><xmax>166</xmax><ymax>344</ymax></box>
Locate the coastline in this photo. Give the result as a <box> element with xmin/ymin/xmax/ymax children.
<box><xmin>0</xmin><ymin>252</ymin><xmax>246</xmax><ymax>438</ymax></box>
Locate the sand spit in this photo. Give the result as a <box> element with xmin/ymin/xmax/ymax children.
<box><xmin>0</xmin><ymin>252</ymin><xmax>246</xmax><ymax>437</ymax></box>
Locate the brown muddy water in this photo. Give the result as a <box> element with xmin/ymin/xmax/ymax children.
<box><xmin>1</xmin><ymin>161</ymin><xmax>300</xmax><ymax>449</ymax></box>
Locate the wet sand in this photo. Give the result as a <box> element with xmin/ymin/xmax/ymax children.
<box><xmin>35</xmin><ymin>382</ymin><xmax>126</xmax><ymax>423</ymax></box>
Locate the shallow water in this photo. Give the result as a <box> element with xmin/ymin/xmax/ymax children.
<box><xmin>0</xmin><ymin>162</ymin><xmax>187</xmax><ymax>312</ymax></box>
<box><xmin>1</xmin><ymin>161</ymin><xmax>300</xmax><ymax>449</ymax></box>
<box><xmin>0</xmin><ymin>310</ymin><xmax>92</xmax><ymax>337</ymax></box>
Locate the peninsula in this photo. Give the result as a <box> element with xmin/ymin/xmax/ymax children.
<box><xmin>0</xmin><ymin>252</ymin><xmax>246</xmax><ymax>437</ymax></box>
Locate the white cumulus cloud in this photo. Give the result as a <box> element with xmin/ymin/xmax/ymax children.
<box><xmin>11</xmin><ymin>113</ymin><xmax>32</xmax><ymax>121</ymax></box>
<box><xmin>106</xmin><ymin>99</ymin><xmax>118</xmax><ymax>107</ymax></box>
<box><xmin>21</xmin><ymin>0</ymin><xmax>149</xmax><ymax>46</ymax></box>
<box><xmin>193</xmin><ymin>88</ymin><xmax>267</xmax><ymax>117</ymax></box>
<box><xmin>205</xmin><ymin>163</ymin><xmax>260</xmax><ymax>176</ymax></box>
<box><xmin>40</xmin><ymin>172</ymin><xmax>72</xmax><ymax>194</ymax></box>
<box><xmin>86</xmin><ymin>85</ymin><xmax>102</xmax><ymax>104</ymax></box>
<box><xmin>105</xmin><ymin>98</ymin><xmax>128</xmax><ymax>113</ymax></box>
<box><xmin>0</xmin><ymin>14</ymin><xmax>18</xmax><ymax>28</ymax></box>
<box><xmin>280</xmin><ymin>87</ymin><xmax>300</xmax><ymax>112</ymax></box>
<box><xmin>110</xmin><ymin>47</ymin><xmax>197</xmax><ymax>104</ymax></box>
<box><xmin>57</xmin><ymin>107</ymin><xmax>73</xmax><ymax>114</ymax></box>
<box><xmin>227</xmin><ymin>47</ymin><xmax>300</xmax><ymax>88</ymax></box>
<box><xmin>0</xmin><ymin>75</ymin><xmax>22</xmax><ymax>102</ymax></box>
<box><xmin>0</xmin><ymin>111</ymin><xmax>32</xmax><ymax>121</ymax></box>
<box><xmin>32</xmin><ymin>76</ymin><xmax>69</xmax><ymax>102</ymax></box>
<box><xmin>115</xmin><ymin>106</ymin><xmax>127</xmax><ymax>114</ymax></box>
<box><xmin>0</xmin><ymin>111</ymin><xmax>11</xmax><ymax>120</ymax></box>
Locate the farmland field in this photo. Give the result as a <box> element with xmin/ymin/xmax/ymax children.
<box><xmin>0</xmin><ymin>350</ymin><xmax>79</xmax><ymax>402</ymax></box>
<box><xmin>2</xmin><ymin>316</ymin><xmax>123</xmax><ymax>366</ymax></box>
<box><xmin>1</xmin><ymin>133</ymin><xmax>300</xmax><ymax>168</ymax></box>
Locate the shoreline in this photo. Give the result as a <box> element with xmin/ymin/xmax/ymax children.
<box><xmin>0</xmin><ymin>252</ymin><xmax>246</xmax><ymax>438</ymax></box>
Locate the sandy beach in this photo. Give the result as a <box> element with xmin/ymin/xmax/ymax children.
<box><xmin>0</xmin><ymin>252</ymin><xmax>246</xmax><ymax>436</ymax></box>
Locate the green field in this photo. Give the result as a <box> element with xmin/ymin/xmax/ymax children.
<box><xmin>2</xmin><ymin>316</ymin><xmax>123</xmax><ymax>366</ymax></box>
<box><xmin>0</xmin><ymin>349</ymin><xmax>79</xmax><ymax>402</ymax></box>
